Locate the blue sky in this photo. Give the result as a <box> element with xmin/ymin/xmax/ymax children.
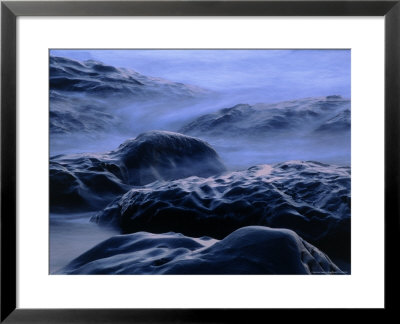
<box><xmin>51</xmin><ymin>49</ymin><xmax>350</xmax><ymax>103</ymax></box>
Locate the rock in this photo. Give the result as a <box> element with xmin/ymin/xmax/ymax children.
<box><xmin>50</xmin><ymin>131</ymin><xmax>226</xmax><ymax>212</ymax></box>
<box><xmin>179</xmin><ymin>96</ymin><xmax>350</xmax><ymax>139</ymax></box>
<box><xmin>50</xmin><ymin>56</ymin><xmax>208</xmax><ymax>99</ymax></box>
<box><xmin>112</xmin><ymin>131</ymin><xmax>227</xmax><ymax>185</ymax></box>
<box><xmin>59</xmin><ymin>226</ymin><xmax>344</xmax><ymax>275</ymax></box>
<box><xmin>314</xmin><ymin>109</ymin><xmax>351</xmax><ymax>133</ymax></box>
<box><xmin>49</xmin><ymin>56</ymin><xmax>209</xmax><ymax>135</ymax></box>
<box><xmin>92</xmin><ymin>161</ymin><xmax>350</xmax><ymax>263</ymax></box>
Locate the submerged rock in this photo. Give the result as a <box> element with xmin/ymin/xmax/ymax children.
<box><xmin>49</xmin><ymin>56</ymin><xmax>209</xmax><ymax>135</ymax></box>
<box><xmin>179</xmin><ymin>96</ymin><xmax>350</xmax><ymax>139</ymax></box>
<box><xmin>50</xmin><ymin>131</ymin><xmax>226</xmax><ymax>212</ymax></box>
<box><xmin>59</xmin><ymin>226</ymin><xmax>344</xmax><ymax>275</ymax></box>
<box><xmin>314</xmin><ymin>109</ymin><xmax>351</xmax><ymax>133</ymax></box>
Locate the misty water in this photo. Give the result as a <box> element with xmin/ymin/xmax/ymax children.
<box><xmin>49</xmin><ymin>50</ymin><xmax>351</xmax><ymax>274</ymax></box>
<box><xmin>50</xmin><ymin>49</ymin><xmax>351</xmax><ymax>164</ymax></box>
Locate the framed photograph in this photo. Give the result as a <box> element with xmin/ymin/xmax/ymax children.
<box><xmin>1</xmin><ymin>0</ymin><xmax>398</xmax><ymax>321</ymax></box>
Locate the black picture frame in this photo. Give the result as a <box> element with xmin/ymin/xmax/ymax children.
<box><xmin>1</xmin><ymin>0</ymin><xmax>399</xmax><ymax>322</ymax></box>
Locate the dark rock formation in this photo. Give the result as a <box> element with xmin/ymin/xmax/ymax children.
<box><xmin>59</xmin><ymin>226</ymin><xmax>344</xmax><ymax>275</ymax></box>
<box><xmin>92</xmin><ymin>161</ymin><xmax>350</xmax><ymax>263</ymax></box>
<box><xmin>50</xmin><ymin>131</ymin><xmax>226</xmax><ymax>212</ymax></box>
